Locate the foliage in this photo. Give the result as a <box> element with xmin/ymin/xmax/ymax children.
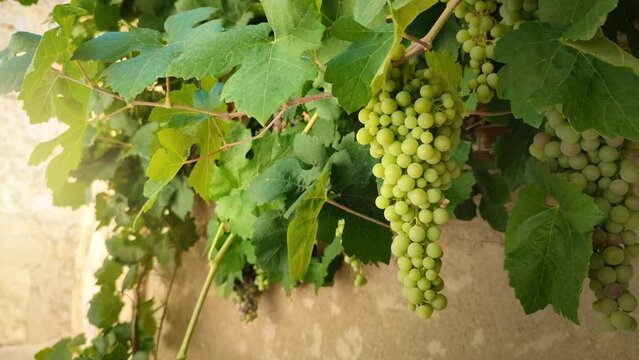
<box><xmin>2</xmin><ymin>0</ymin><xmax>639</xmax><ymax>358</ymax></box>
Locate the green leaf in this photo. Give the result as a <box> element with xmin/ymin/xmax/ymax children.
<box><xmin>88</xmin><ymin>288</ymin><xmax>124</xmax><ymax>328</ymax></box>
<box><xmin>287</xmin><ymin>169</ymin><xmax>330</xmax><ymax>281</ymax></box>
<box><xmin>75</xmin><ymin>8</ymin><xmax>219</xmax><ymax>101</ymax></box>
<box><xmin>247</xmin><ymin>157</ymin><xmax>321</xmax><ymax>206</ymax></box>
<box><xmin>450</xmin><ymin>139</ymin><xmax>471</xmax><ymax>166</ymax></box>
<box><xmin>325</xmin><ymin>18</ymin><xmax>395</xmax><ymax>112</ymax></box>
<box><xmin>0</xmin><ymin>32</ymin><xmax>40</xmax><ymax>94</ymax></box>
<box><xmin>492</xmin><ymin>123</ymin><xmax>536</xmax><ymax>190</ymax></box>
<box><xmin>35</xmin><ymin>335</ymin><xmax>85</xmax><ymax>360</ymax></box>
<box><xmin>443</xmin><ymin>171</ymin><xmax>476</xmax><ymax>214</ymax></box>
<box><xmin>170</xmin><ymin>0</ymin><xmax>324</xmax><ymax>123</ymax></box>
<box><xmin>106</xmin><ymin>235</ymin><xmax>146</xmax><ymax>264</ymax></box>
<box><xmin>252</xmin><ymin>211</ymin><xmax>290</xmax><ymax>274</ymax></box>
<box><xmin>28</xmin><ymin>97</ymin><xmax>90</xmax><ymax>207</ymax></box>
<box><xmin>505</xmin><ymin>173</ymin><xmax>605</xmax><ymax>323</ymax></box>
<box><xmin>391</xmin><ymin>0</ymin><xmax>438</xmax><ymax>31</ymax></box>
<box><xmin>454</xmin><ymin>197</ymin><xmax>477</xmax><ymax>221</ymax></box>
<box><xmin>478</xmin><ymin>197</ymin><xmax>508</xmax><ymax>232</ymax></box>
<box><xmin>95</xmin><ymin>258</ymin><xmax>123</xmax><ymax>288</ymax></box>
<box><xmin>353</xmin><ymin>0</ymin><xmax>387</xmax><ymax>26</ymax></box>
<box><xmin>329</xmin><ymin>133</ymin><xmax>376</xmax><ymax>191</ymax></box>
<box><xmin>538</xmin><ymin>0</ymin><xmax>619</xmax><ymax>40</ymax></box>
<box><xmin>293</xmin><ymin>134</ymin><xmax>328</xmax><ymax>167</ymax></box>
<box><xmin>474</xmin><ymin>169</ymin><xmax>511</xmax><ymax>204</ymax></box>
<box><xmin>305</xmin><ymin>235</ymin><xmax>343</xmax><ymax>291</ymax></box>
<box><xmin>216</xmin><ymin>189</ymin><xmax>257</xmax><ymax>239</ymax></box>
<box><xmin>494</xmin><ymin>22</ymin><xmax>639</xmax><ymax>140</ymax></box>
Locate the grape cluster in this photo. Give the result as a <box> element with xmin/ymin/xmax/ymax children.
<box><xmin>453</xmin><ymin>0</ymin><xmax>537</xmax><ymax>103</ymax></box>
<box><xmin>356</xmin><ymin>63</ymin><xmax>463</xmax><ymax>318</ymax></box>
<box><xmin>254</xmin><ymin>267</ymin><xmax>270</xmax><ymax>292</ymax></box>
<box><xmin>345</xmin><ymin>255</ymin><xmax>367</xmax><ymax>286</ymax></box>
<box><xmin>529</xmin><ymin>108</ymin><xmax>639</xmax><ymax>331</ymax></box>
<box><xmin>233</xmin><ymin>270</ymin><xmax>261</xmax><ymax>323</ymax></box>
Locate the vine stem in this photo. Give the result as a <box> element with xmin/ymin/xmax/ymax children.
<box><xmin>153</xmin><ymin>265</ymin><xmax>179</xmax><ymax>360</ymax></box>
<box><xmin>325</xmin><ymin>198</ymin><xmax>391</xmax><ymax>230</ymax></box>
<box><xmin>302</xmin><ymin>112</ymin><xmax>319</xmax><ymax>134</ymax></box>
<box><xmin>176</xmin><ymin>229</ymin><xmax>235</xmax><ymax>360</ymax></box>
<box><xmin>395</xmin><ymin>0</ymin><xmax>463</xmax><ymax>64</ymax></box>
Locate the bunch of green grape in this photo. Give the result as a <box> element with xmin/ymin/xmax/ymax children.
<box><xmin>453</xmin><ymin>0</ymin><xmax>537</xmax><ymax>103</ymax></box>
<box><xmin>254</xmin><ymin>267</ymin><xmax>269</xmax><ymax>292</ymax></box>
<box><xmin>529</xmin><ymin>108</ymin><xmax>639</xmax><ymax>331</ymax></box>
<box><xmin>356</xmin><ymin>63</ymin><xmax>463</xmax><ymax>319</ymax></box>
<box><xmin>345</xmin><ymin>255</ymin><xmax>367</xmax><ymax>287</ymax></box>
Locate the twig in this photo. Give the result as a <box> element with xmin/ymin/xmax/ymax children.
<box><xmin>302</xmin><ymin>112</ymin><xmax>319</xmax><ymax>134</ymax></box>
<box><xmin>165</xmin><ymin>77</ymin><xmax>171</xmax><ymax>107</ymax></box>
<box><xmin>467</xmin><ymin>109</ymin><xmax>512</xmax><ymax>117</ymax></box>
<box><xmin>182</xmin><ymin>94</ymin><xmax>331</xmax><ymax>165</ymax></box>
<box><xmin>395</xmin><ymin>0</ymin><xmax>463</xmax><ymax>64</ymax></box>
<box><xmin>325</xmin><ymin>199</ymin><xmax>391</xmax><ymax>230</ymax></box>
<box><xmin>402</xmin><ymin>33</ymin><xmax>430</xmax><ymax>48</ymax></box>
<box><xmin>153</xmin><ymin>265</ymin><xmax>179</xmax><ymax>360</ymax></box>
<box><xmin>88</xmin><ymin>105</ymin><xmax>131</xmax><ymax>123</ymax></box>
<box><xmin>176</xmin><ymin>233</ymin><xmax>236</xmax><ymax>360</ymax></box>
<box><xmin>131</xmin><ymin>263</ymin><xmax>150</xmax><ymax>354</ymax></box>
<box><xmin>75</xmin><ymin>60</ymin><xmax>93</xmax><ymax>88</ymax></box>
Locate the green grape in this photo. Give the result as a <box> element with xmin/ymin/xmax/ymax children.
<box><xmin>618</xmin><ymin>292</ymin><xmax>638</xmax><ymax>312</ymax></box>
<box><xmin>620</xmin><ymin>163</ymin><xmax>639</xmax><ymax>183</ymax></box>
<box><xmin>427</xmin><ymin>226</ymin><xmax>441</xmax><ymax>241</ymax></box>
<box><xmin>391</xmin><ymin>234</ymin><xmax>410</xmax><ymax>257</ymax></box>
<box><xmin>616</xmin><ymin>265</ymin><xmax>633</xmax><ymax>283</ymax></box>
<box><xmin>431</xmin><ymin>294</ymin><xmax>448</xmax><ymax>311</ymax></box>
<box><xmin>610</xmin><ymin>205</ymin><xmax>630</xmax><ymax>224</ymax></box>
<box><xmin>416</xmin><ymin>304</ymin><xmax>433</xmax><ymax>319</ymax></box>
<box><xmin>396</xmin><ymin>91</ymin><xmax>412</xmax><ymax>107</ymax></box>
<box><xmin>407</xmin><ymin>242</ymin><xmax>424</xmax><ymax>258</ymax></box>
<box><xmin>597</xmin><ymin>266</ymin><xmax>617</xmax><ymax>285</ymax></box>
<box><xmin>398</xmin><ymin>257</ymin><xmax>412</xmax><ymax>271</ymax></box>
<box><xmin>610</xmin><ymin>310</ymin><xmax>635</xmax><ymax>330</ymax></box>
<box><xmin>433</xmin><ymin>208</ymin><xmax>450</xmax><ymax>225</ymax></box>
<box><xmin>599</xmin><ymin>145</ymin><xmax>620</xmax><ymax>162</ymax></box>
<box><xmin>409</xmin><ymin>225</ymin><xmax>426</xmax><ymax>242</ymax></box>
<box><xmin>414</xmin><ymin>98</ymin><xmax>432</xmax><ymax>114</ymax></box>
<box><xmin>610</xmin><ymin>179</ymin><xmax>629</xmax><ymax>196</ymax></box>
<box><xmin>603</xmin><ymin>246</ymin><xmax>626</xmax><ymax>265</ymax></box>
<box><xmin>426</xmin><ymin>242</ymin><xmax>443</xmax><ymax>259</ymax></box>
<box><xmin>560</xmin><ymin>142</ymin><xmax>580</xmax><ymax>157</ymax></box>
<box><xmin>397</xmin><ymin>154</ymin><xmax>412</xmax><ymax>168</ymax></box>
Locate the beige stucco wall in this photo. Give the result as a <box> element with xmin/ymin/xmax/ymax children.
<box><xmin>157</xmin><ymin>216</ymin><xmax>639</xmax><ymax>360</ymax></box>
<box><xmin>1</xmin><ymin>2</ymin><xmax>638</xmax><ymax>360</ymax></box>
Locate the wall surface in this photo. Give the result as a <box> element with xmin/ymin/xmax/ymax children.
<box><xmin>0</xmin><ymin>1</ymin><xmax>90</xmax><ymax>358</ymax></box>
<box><xmin>158</xmin><ymin>216</ymin><xmax>639</xmax><ymax>360</ymax></box>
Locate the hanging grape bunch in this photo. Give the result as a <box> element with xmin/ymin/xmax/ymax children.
<box><xmin>529</xmin><ymin>108</ymin><xmax>639</xmax><ymax>331</ymax></box>
<box><xmin>356</xmin><ymin>56</ymin><xmax>463</xmax><ymax>318</ymax></box>
<box><xmin>454</xmin><ymin>0</ymin><xmax>537</xmax><ymax>103</ymax></box>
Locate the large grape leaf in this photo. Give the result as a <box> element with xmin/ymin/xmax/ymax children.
<box><xmin>492</xmin><ymin>123</ymin><xmax>536</xmax><ymax>190</ymax></box>
<box><xmin>169</xmin><ymin>0</ymin><xmax>324</xmax><ymax>123</ymax></box>
<box><xmin>325</xmin><ymin>18</ymin><xmax>395</xmax><ymax>113</ymax></box>
<box><xmin>443</xmin><ymin>171</ymin><xmax>475</xmax><ymax>214</ymax></box>
<box><xmin>287</xmin><ymin>170</ymin><xmax>330</xmax><ymax>281</ymax></box>
<box><xmin>19</xmin><ymin>7</ymin><xmax>89</xmax><ymax>124</ymax></box>
<box><xmin>305</xmin><ymin>234</ymin><xmax>343</xmax><ymax>291</ymax></box>
<box><xmin>538</xmin><ymin>0</ymin><xmax>618</xmax><ymax>40</ymax></box>
<box><xmin>28</xmin><ymin>97</ymin><xmax>91</xmax><ymax>208</ymax></box>
<box><xmin>252</xmin><ymin>211</ymin><xmax>290</xmax><ymax>275</ymax></box>
<box><xmin>353</xmin><ymin>0</ymin><xmax>386</xmax><ymax>26</ymax></box>
<box><xmin>505</xmin><ymin>170</ymin><xmax>605</xmax><ymax>323</ymax></box>
<box><xmin>215</xmin><ymin>189</ymin><xmax>257</xmax><ymax>239</ymax></box>
<box><xmin>494</xmin><ymin>22</ymin><xmax>639</xmax><ymax>140</ymax></box>
<box><xmin>325</xmin><ymin>0</ymin><xmax>439</xmax><ymax>113</ymax></box>
<box><xmin>0</xmin><ymin>32</ymin><xmax>40</xmax><ymax>94</ymax></box>
<box><xmin>74</xmin><ymin>8</ymin><xmax>220</xmax><ymax>101</ymax></box>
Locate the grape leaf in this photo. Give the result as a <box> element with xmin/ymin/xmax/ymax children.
<box><xmin>34</xmin><ymin>335</ymin><xmax>85</xmax><ymax>360</ymax></box>
<box><xmin>28</xmin><ymin>97</ymin><xmax>91</xmax><ymax>208</ymax></box>
<box><xmin>331</xmin><ymin>183</ymin><xmax>392</xmax><ymax>264</ymax></box>
<box><xmin>478</xmin><ymin>197</ymin><xmax>508</xmax><ymax>232</ymax></box>
<box><xmin>325</xmin><ymin>18</ymin><xmax>396</xmax><ymax>113</ymax></box>
<box><xmin>287</xmin><ymin>170</ymin><xmax>329</xmax><ymax>281</ymax></box>
<box><xmin>252</xmin><ymin>211</ymin><xmax>290</xmax><ymax>274</ymax></box>
<box><xmin>538</xmin><ymin>0</ymin><xmax>619</xmax><ymax>40</ymax></box>
<box><xmin>474</xmin><ymin>169</ymin><xmax>511</xmax><ymax>205</ymax></box>
<box><xmin>353</xmin><ymin>0</ymin><xmax>387</xmax><ymax>26</ymax></box>
<box><xmin>74</xmin><ymin>8</ymin><xmax>220</xmax><ymax>101</ymax></box>
<box><xmin>247</xmin><ymin>157</ymin><xmax>321</xmax><ymax>206</ymax></box>
<box><xmin>95</xmin><ymin>259</ymin><xmax>123</xmax><ymax>288</ymax></box>
<box><xmin>329</xmin><ymin>133</ymin><xmax>376</xmax><ymax>191</ymax></box>
<box><xmin>215</xmin><ymin>189</ymin><xmax>257</xmax><ymax>239</ymax></box>
<box><xmin>495</xmin><ymin>22</ymin><xmax>639</xmax><ymax>140</ymax></box>
<box><xmin>305</xmin><ymin>235</ymin><xmax>343</xmax><ymax>291</ymax></box>
<box><xmin>391</xmin><ymin>0</ymin><xmax>438</xmax><ymax>31</ymax></box>
<box><xmin>88</xmin><ymin>288</ymin><xmax>124</xmax><ymax>328</ymax></box>
<box><xmin>492</xmin><ymin>123</ymin><xmax>536</xmax><ymax>189</ymax></box>
<box><xmin>19</xmin><ymin>14</ymin><xmax>89</xmax><ymax>124</ymax></box>
<box><xmin>443</xmin><ymin>171</ymin><xmax>476</xmax><ymax>214</ymax></box>
<box><xmin>0</xmin><ymin>32</ymin><xmax>40</xmax><ymax>94</ymax></box>
<box><xmin>505</xmin><ymin>172</ymin><xmax>605</xmax><ymax>323</ymax></box>
<box><xmin>169</xmin><ymin>0</ymin><xmax>324</xmax><ymax>123</ymax></box>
